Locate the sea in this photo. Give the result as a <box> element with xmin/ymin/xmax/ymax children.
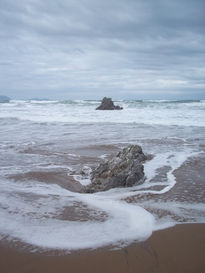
<box><xmin>0</xmin><ymin>99</ymin><xmax>205</xmax><ymax>252</ymax></box>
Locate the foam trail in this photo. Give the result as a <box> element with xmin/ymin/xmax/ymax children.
<box><xmin>0</xmin><ymin>149</ymin><xmax>203</xmax><ymax>250</ymax></box>
<box><xmin>95</xmin><ymin>151</ymin><xmax>201</xmax><ymax>200</ymax></box>
<box><xmin>143</xmin><ymin>201</ymin><xmax>205</xmax><ymax>224</ymax></box>
<box><xmin>0</xmin><ymin>179</ymin><xmax>155</xmax><ymax>250</ymax></box>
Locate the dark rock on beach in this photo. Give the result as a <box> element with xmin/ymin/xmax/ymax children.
<box><xmin>96</xmin><ymin>97</ymin><xmax>123</xmax><ymax>110</ymax></box>
<box><xmin>85</xmin><ymin>145</ymin><xmax>146</xmax><ymax>193</ymax></box>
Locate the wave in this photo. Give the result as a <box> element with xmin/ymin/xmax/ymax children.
<box><xmin>123</xmin><ymin>99</ymin><xmax>203</xmax><ymax>105</ymax></box>
<box><xmin>7</xmin><ymin>99</ymin><xmax>204</xmax><ymax>106</ymax></box>
<box><xmin>0</xmin><ymin>99</ymin><xmax>204</xmax><ymax>126</ymax></box>
<box><xmin>59</xmin><ymin>99</ymin><xmax>100</xmax><ymax>106</ymax></box>
<box><xmin>142</xmin><ymin>99</ymin><xmax>202</xmax><ymax>103</ymax></box>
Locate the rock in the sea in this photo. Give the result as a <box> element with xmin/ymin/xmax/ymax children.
<box><xmin>85</xmin><ymin>145</ymin><xmax>146</xmax><ymax>193</ymax></box>
<box><xmin>96</xmin><ymin>97</ymin><xmax>123</xmax><ymax>110</ymax></box>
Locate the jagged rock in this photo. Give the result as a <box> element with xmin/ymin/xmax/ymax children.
<box><xmin>85</xmin><ymin>145</ymin><xmax>146</xmax><ymax>193</ymax></box>
<box><xmin>96</xmin><ymin>97</ymin><xmax>123</xmax><ymax>110</ymax></box>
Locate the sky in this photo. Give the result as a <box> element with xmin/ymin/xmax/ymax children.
<box><xmin>0</xmin><ymin>0</ymin><xmax>205</xmax><ymax>100</ymax></box>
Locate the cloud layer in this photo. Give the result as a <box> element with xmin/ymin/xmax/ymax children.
<box><xmin>0</xmin><ymin>0</ymin><xmax>205</xmax><ymax>99</ymax></box>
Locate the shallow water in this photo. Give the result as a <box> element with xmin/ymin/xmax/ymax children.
<box><xmin>0</xmin><ymin>100</ymin><xmax>205</xmax><ymax>251</ymax></box>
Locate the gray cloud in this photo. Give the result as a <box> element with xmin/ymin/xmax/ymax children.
<box><xmin>0</xmin><ymin>0</ymin><xmax>204</xmax><ymax>99</ymax></box>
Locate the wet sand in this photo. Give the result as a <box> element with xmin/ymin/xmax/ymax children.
<box><xmin>0</xmin><ymin>223</ymin><xmax>205</xmax><ymax>273</ymax></box>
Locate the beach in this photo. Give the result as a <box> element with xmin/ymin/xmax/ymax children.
<box><xmin>0</xmin><ymin>224</ymin><xmax>205</xmax><ymax>273</ymax></box>
<box><xmin>0</xmin><ymin>99</ymin><xmax>205</xmax><ymax>271</ymax></box>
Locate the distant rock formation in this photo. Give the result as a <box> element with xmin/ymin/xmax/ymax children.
<box><xmin>96</xmin><ymin>97</ymin><xmax>123</xmax><ymax>110</ymax></box>
<box><xmin>85</xmin><ymin>145</ymin><xmax>146</xmax><ymax>193</ymax></box>
<box><xmin>0</xmin><ymin>96</ymin><xmax>10</xmax><ymax>103</ymax></box>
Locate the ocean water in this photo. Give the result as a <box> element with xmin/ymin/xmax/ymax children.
<box><xmin>0</xmin><ymin>99</ymin><xmax>205</xmax><ymax>251</ymax></box>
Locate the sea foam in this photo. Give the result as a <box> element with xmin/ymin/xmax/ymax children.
<box><xmin>0</xmin><ymin>178</ymin><xmax>155</xmax><ymax>250</ymax></box>
<box><xmin>0</xmin><ymin>99</ymin><xmax>205</xmax><ymax>126</ymax></box>
<box><xmin>0</xmin><ymin>149</ymin><xmax>203</xmax><ymax>251</ymax></box>
<box><xmin>0</xmin><ymin>99</ymin><xmax>204</xmax><ymax>251</ymax></box>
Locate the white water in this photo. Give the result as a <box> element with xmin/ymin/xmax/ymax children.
<box><xmin>0</xmin><ymin>149</ymin><xmax>204</xmax><ymax>251</ymax></box>
<box><xmin>0</xmin><ymin>99</ymin><xmax>205</xmax><ymax>251</ymax></box>
<box><xmin>0</xmin><ymin>179</ymin><xmax>155</xmax><ymax>250</ymax></box>
<box><xmin>0</xmin><ymin>99</ymin><xmax>205</xmax><ymax>126</ymax></box>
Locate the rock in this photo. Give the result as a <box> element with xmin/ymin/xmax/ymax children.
<box><xmin>85</xmin><ymin>145</ymin><xmax>146</xmax><ymax>193</ymax></box>
<box><xmin>96</xmin><ymin>97</ymin><xmax>123</xmax><ymax>110</ymax></box>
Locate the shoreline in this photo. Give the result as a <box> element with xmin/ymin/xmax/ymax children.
<box><xmin>0</xmin><ymin>223</ymin><xmax>205</xmax><ymax>273</ymax></box>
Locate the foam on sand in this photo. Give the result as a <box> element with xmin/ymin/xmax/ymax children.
<box><xmin>0</xmin><ymin>178</ymin><xmax>155</xmax><ymax>250</ymax></box>
<box><xmin>0</xmin><ymin>149</ymin><xmax>203</xmax><ymax>251</ymax></box>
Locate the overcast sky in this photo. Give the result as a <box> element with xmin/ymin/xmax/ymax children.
<box><xmin>0</xmin><ymin>0</ymin><xmax>205</xmax><ymax>100</ymax></box>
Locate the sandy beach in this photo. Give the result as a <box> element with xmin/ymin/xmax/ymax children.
<box><xmin>0</xmin><ymin>223</ymin><xmax>205</xmax><ymax>273</ymax></box>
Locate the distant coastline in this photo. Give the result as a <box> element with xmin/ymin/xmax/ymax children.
<box><xmin>0</xmin><ymin>95</ymin><xmax>10</xmax><ymax>103</ymax></box>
